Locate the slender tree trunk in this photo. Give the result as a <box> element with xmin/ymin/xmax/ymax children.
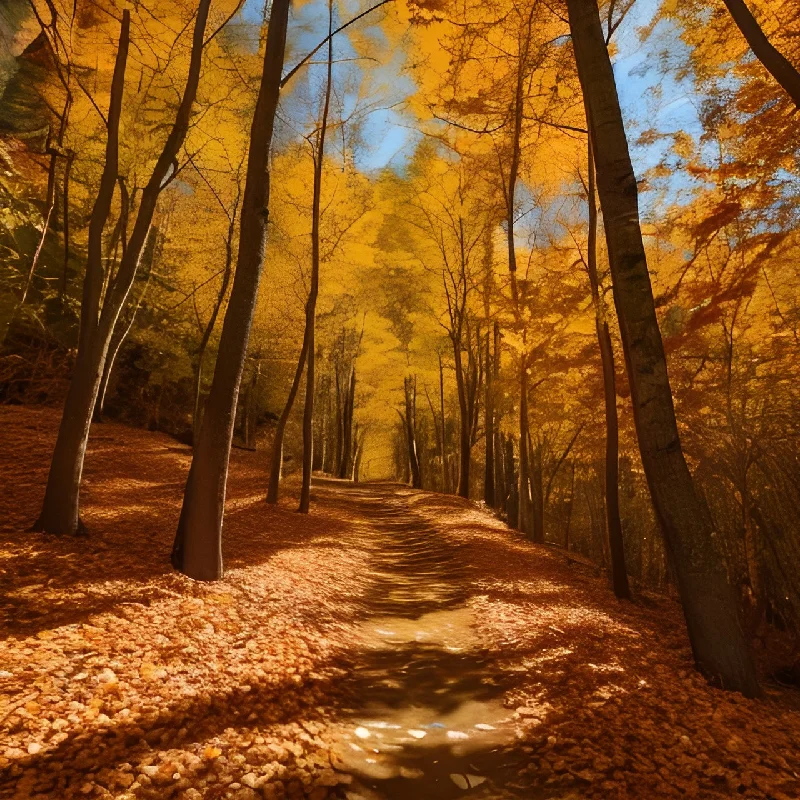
<box><xmin>439</xmin><ymin>351</ymin><xmax>448</xmax><ymax>493</ymax></box>
<box><xmin>334</xmin><ymin>362</ymin><xmax>345</xmax><ymax>476</ymax></box>
<box><xmin>585</xmin><ymin>127</ymin><xmax>630</xmax><ymax>599</ymax></box>
<box><xmin>404</xmin><ymin>376</ymin><xmax>422</xmax><ymax>489</ymax></box>
<box><xmin>353</xmin><ymin>432</ymin><xmax>364</xmax><ymax>483</ymax></box>
<box><xmin>453</xmin><ymin>337</ymin><xmax>470</xmax><ymax>498</ymax></box>
<box><xmin>299</xmin><ymin>0</ymin><xmax>334</xmax><ymax>514</ymax></box>
<box><xmin>192</xmin><ymin>212</ymin><xmax>237</xmax><ymax>442</ymax></box>
<box><xmin>173</xmin><ymin>0</ymin><xmax>290</xmax><ymax>578</ymax></box>
<box><xmin>565</xmin><ymin>460</ymin><xmax>576</xmax><ymax>552</ymax></box>
<box><xmin>93</xmin><ymin>236</ymin><xmax>154</xmax><ymax>422</ymax></box>
<box><xmin>484</xmin><ymin>329</ymin><xmax>496</xmax><ymax>506</ymax></box>
<box><xmin>60</xmin><ymin>150</ymin><xmax>75</xmax><ymax>299</ymax></box>
<box><xmin>37</xmin><ymin>0</ymin><xmax>212</xmax><ymax>536</ymax></box>
<box><xmin>21</xmin><ymin>148</ymin><xmax>59</xmax><ymax>305</ymax></box>
<box><xmin>530</xmin><ymin>438</ymin><xmax>544</xmax><ymax>543</ymax></box>
<box><xmin>32</xmin><ymin>12</ymin><xmax>130</xmax><ymax>536</ymax></box>
<box><xmin>505</xmin><ymin>434</ymin><xmax>518</xmax><ymax>527</ymax></box>
<box><xmin>567</xmin><ymin>0</ymin><xmax>759</xmax><ymax>696</ymax></box>
<box><xmin>266</xmin><ymin>325</ymin><xmax>310</xmax><ymax>503</ymax></box>
<box><xmin>492</xmin><ymin>323</ymin><xmax>505</xmax><ymax>510</ymax></box>
<box><xmin>318</xmin><ymin>375</ymin><xmax>329</xmax><ymax>473</ymax></box>
<box><xmin>339</xmin><ymin>364</ymin><xmax>356</xmax><ymax>478</ymax></box>
<box><xmin>721</xmin><ymin>0</ymin><xmax>800</xmax><ymax>108</ymax></box>
<box><xmin>517</xmin><ymin>355</ymin><xmax>532</xmax><ymax>534</ymax></box>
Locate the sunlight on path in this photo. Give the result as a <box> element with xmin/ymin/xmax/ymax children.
<box><xmin>317</xmin><ymin>483</ymin><xmax>545</xmax><ymax>800</ymax></box>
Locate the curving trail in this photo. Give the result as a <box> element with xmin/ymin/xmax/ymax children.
<box><xmin>1</xmin><ymin>409</ymin><xmax>799</xmax><ymax>800</ymax></box>
<box><xmin>315</xmin><ymin>481</ymin><xmax>530</xmax><ymax>800</ymax></box>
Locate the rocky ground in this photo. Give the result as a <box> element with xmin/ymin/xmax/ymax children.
<box><xmin>1</xmin><ymin>405</ymin><xmax>799</xmax><ymax>800</ymax></box>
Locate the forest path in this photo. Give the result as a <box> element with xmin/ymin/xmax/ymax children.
<box><xmin>1</xmin><ymin>409</ymin><xmax>799</xmax><ymax>800</ymax></box>
<box><xmin>311</xmin><ymin>480</ymin><xmax>530</xmax><ymax>800</ymax></box>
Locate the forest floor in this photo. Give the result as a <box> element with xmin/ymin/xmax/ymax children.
<box><xmin>1</xmin><ymin>406</ymin><xmax>800</xmax><ymax>800</ymax></box>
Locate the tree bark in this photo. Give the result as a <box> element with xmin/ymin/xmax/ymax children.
<box><xmin>32</xmin><ymin>11</ymin><xmax>130</xmax><ymax>536</ymax></box>
<box><xmin>585</xmin><ymin>126</ymin><xmax>630</xmax><ymax>599</ymax></box>
<box><xmin>567</xmin><ymin>0</ymin><xmax>759</xmax><ymax>696</ymax></box>
<box><xmin>172</xmin><ymin>0</ymin><xmax>290</xmax><ymax>578</ymax></box>
<box><xmin>192</xmin><ymin>207</ymin><xmax>237</xmax><ymax>443</ymax></box>
<box><xmin>298</xmin><ymin>0</ymin><xmax>334</xmax><ymax>514</ymax></box>
<box><xmin>266</xmin><ymin>325</ymin><xmax>310</xmax><ymax>503</ymax></box>
<box><xmin>339</xmin><ymin>364</ymin><xmax>356</xmax><ymax>478</ymax></box>
<box><xmin>404</xmin><ymin>375</ymin><xmax>422</xmax><ymax>489</ymax></box>
<box><xmin>439</xmin><ymin>351</ymin><xmax>448</xmax><ymax>493</ymax></box>
<box><xmin>60</xmin><ymin>150</ymin><xmax>75</xmax><ymax>299</ymax></box>
<box><xmin>517</xmin><ymin>355</ymin><xmax>532</xmax><ymax>535</ymax></box>
<box><xmin>721</xmin><ymin>0</ymin><xmax>800</xmax><ymax>108</ymax></box>
<box><xmin>492</xmin><ymin>323</ymin><xmax>505</xmax><ymax>510</ymax></box>
<box><xmin>484</xmin><ymin>328</ymin><xmax>496</xmax><ymax>506</ymax></box>
<box><xmin>453</xmin><ymin>335</ymin><xmax>471</xmax><ymax>498</ymax></box>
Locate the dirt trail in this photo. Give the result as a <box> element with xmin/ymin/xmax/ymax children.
<box><xmin>2</xmin><ymin>408</ymin><xmax>800</xmax><ymax>800</ymax></box>
<box><xmin>316</xmin><ymin>481</ymin><xmax>524</xmax><ymax>799</ymax></box>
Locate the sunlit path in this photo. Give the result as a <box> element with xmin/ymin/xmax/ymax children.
<box><xmin>317</xmin><ymin>482</ymin><xmax>522</xmax><ymax>798</ymax></box>
<box><xmin>1</xmin><ymin>409</ymin><xmax>800</xmax><ymax>799</ymax></box>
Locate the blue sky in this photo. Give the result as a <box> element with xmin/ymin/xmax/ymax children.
<box><xmin>236</xmin><ymin>0</ymin><xmax>704</xmax><ymax>182</ymax></box>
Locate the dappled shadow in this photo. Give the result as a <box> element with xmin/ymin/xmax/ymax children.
<box><xmin>0</xmin><ymin>406</ymin><xmax>357</xmax><ymax>636</ymax></box>
<box><xmin>3</xmin><ymin>410</ymin><xmax>800</xmax><ymax>799</ymax></box>
<box><xmin>0</xmin><ymin>669</ymin><xmax>335</xmax><ymax>797</ymax></box>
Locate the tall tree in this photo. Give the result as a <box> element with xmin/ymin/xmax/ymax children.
<box><xmin>266</xmin><ymin>328</ymin><xmax>310</xmax><ymax>503</ymax></box>
<box><xmin>566</xmin><ymin>0</ymin><xmax>760</xmax><ymax>696</ymax></box>
<box><xmin>172</xmin><ymin>0</ymin><xmax>291</xmax><ymax>579</ymax></box>
<box><xmin>583</xmin><ymin>122</ymin><xmax>630</xmax><ymax>600</ymax></box>
<box><xmin>298</xmin><ymin>0</ymin><xmax>335</xmax><ymax>514</ymax></box>
<box><xmin>34</xmin><ymin>0</ymin><xmax>213</xmax><ymax>536</ymax></box>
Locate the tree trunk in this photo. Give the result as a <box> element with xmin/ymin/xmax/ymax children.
<box><xmin>492</xmin><ymin>324</ymin><xmax>505</xmax><ymax>510</ymax></box>
<box><xmin>505</xmin><ymin>434</ymin><xmax>518</xmax><ymax>528</ymax></box>
<box><xmin>453</xmin><ymin>337</ymin><xmax>470</xmax><ymax>498</ymax></box>
<box><xmin>172</xmin><ymin>0</ymin><xmax>290</xmax><ymax>578</ymax></box>
<box><xmin>439</xmin><ymin>351</ymin><xmax>448</xmax><ymax>493</ymax></box>
<box><xmin>339</xmin><ymin>364</ymin><xmax>356</xmax><ymax>478</ymax></box>
<box><xmin>32</xmin><ymin>12</ymin><xmax>130</xmax><ymax>536</ymax></box>
<box><xmin>567</xmin><ymin>0</ymin><xmax>759</xmax><ymax>696</ymax></box>
<box><xmin>484</xmin><ymin>329</ymin><xmax>495</xmax><ymax>506</ymax></box>
<box><xmin>530</xmin><ymin>437</ymin><xmax>544</xmax><ymax>543</ymax></box>
<box><xmin>193</xmin><ymin>209</ymin><xmax>237</xmax><ymax>443</ymax></box>
<box><xmin>298</xmin><ymin>0</ymin><xmax>334</xmax><ymax>514</ymax></box>
<box><xmin>404</xmin><ymin>376</ymin><xmax>422</xmax><ymax>489</ymax></box>
<box><xmin>334</xmin><ymin>363</ymin><xmax>344</xmax><ymax>476</ymax></box>
<box><xmin>60</xmin><ymin>150</ymin><xmax>75</xmax><ymax>299</ymax></box>
<box><xmin>353</xmin><ymin>432</ymin><xmax>364</xmax><ymax>483</ymax></box>
<box><xmin>95</xmin><ymin>226</ymin><xmax>157</xmax><ymax>423</ymax></box>
<box><xmin>585</xmin><ymin>127</ymin><xmax>630</xmax><ymax>599</ymax></box>
<box><xmin>22</xmin><ymin>148</ymin><xmax>58</xmax><ymax>305</ymax></box>
<box><xmin>565</xmin><ymin>460</ymin><xmax>576</xmax><ymax>552</ymax></box>
<box><xmin>266</xmin><ymin>327</ymin><xmax>310</xmax><ymax>503</ymax></box>
<box><xmin>517</xmin><ymin>356</ymin><xmax>532</xmax><ymax>535</ymax></box>
<box><xmin>38</xmin><ymin>0</ymin><xmax>212</xmax><ymax>536</ymax></box>
<box><xmin>721</xmin><ymin>0</ymin><xmax>800</xmax><ymax>108</ymax></box>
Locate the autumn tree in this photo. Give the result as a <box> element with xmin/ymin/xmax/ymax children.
<box><xmin>566</xmin><ymin>0</ymin><xmax>760</xmax><ymax>696</ymax></box>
